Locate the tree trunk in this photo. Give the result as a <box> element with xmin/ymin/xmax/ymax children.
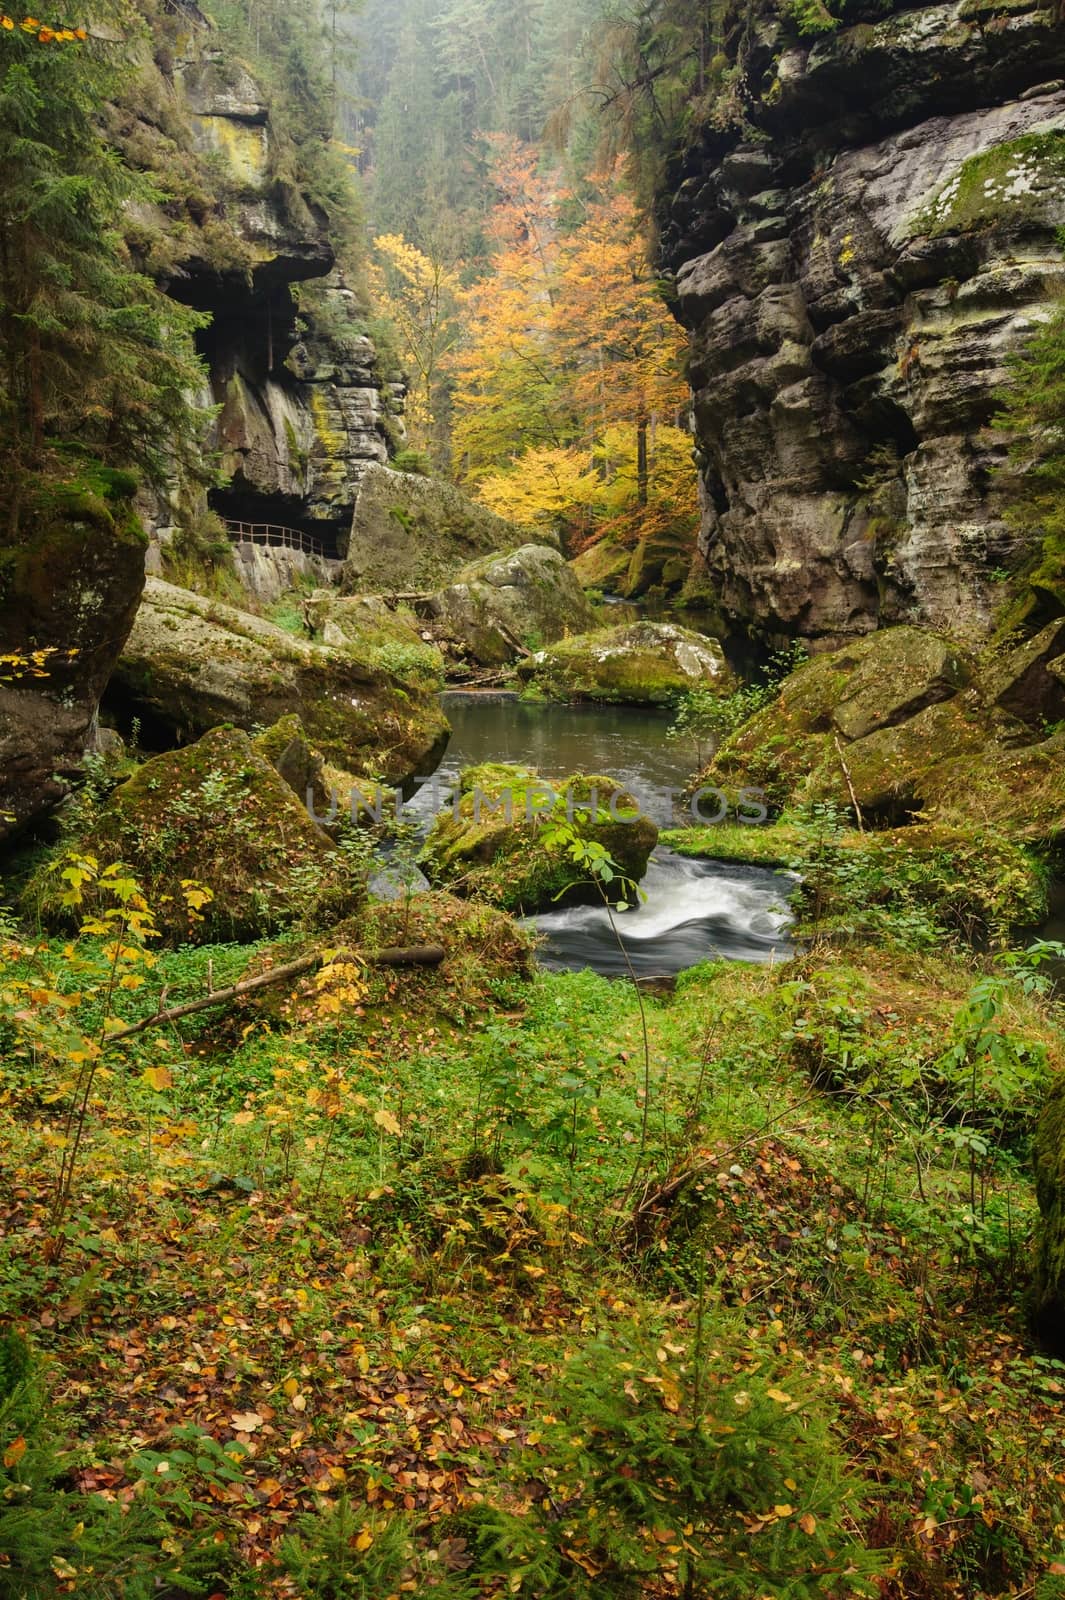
<box><xmin>636</xmin><ymin>408</ymin><xmax>649</xmax><ymax>508</ymax></box>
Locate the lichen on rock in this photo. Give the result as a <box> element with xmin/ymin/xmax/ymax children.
<box><xmin>517</xmin><ymin>621</ymin><xmax>734</xmax><ymax>705</ymax></box>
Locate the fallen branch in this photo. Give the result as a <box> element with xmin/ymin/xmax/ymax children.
<box><xmin>104</xmin><ymin>943</ymin><xmax>445</xmax><ymax>1046</ymax></box>
<box><xmin>833</xmin><ymin>734</ymin><xmax>865</xmax><ymax>833</ymax></box>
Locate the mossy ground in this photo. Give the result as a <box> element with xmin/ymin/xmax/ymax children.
<box><xmin>1</xmin><ymin>905</ymin><xmax>1063</xmax><ymax>1596</ymax></box>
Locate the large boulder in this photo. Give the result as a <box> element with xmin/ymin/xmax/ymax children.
<box><xmin>24</xmin><ymin>726</ymin><xmax>359</xmax><ymax>943</ymax></box>
<box><xmin>518</xmin><ymin>621</ymin><xmax>734</xmax><ymax>705</ymax></box>
<box><xmin>1034</xmin><ymin>1077</ymin><xmax>1065</xmax><ymax>1353</ymax></box>
<box><xmin>341</xmin><ymin>465</ymin><xmax>532</xmax><ymax>593</ymax></box>
<box><xmin>987</xmin><ymin>619</ymin><xmax>1065</xmax><ymax>730</ymax></box>
<box><xmin>700</xmin><ymin>624</ymin><xmax>1065</xmax><ymax>838</ymax></box>
<box><xmin>304</xmin><ymin>591</ymin><xmax>445</xmax><ymax>690</ymax></box>
<box><xmin>425</xmin><ymin>544</ymin><xmax>598</xmax><ymax>667</ymax></box>
<box><xmin>420</xmin><ymin>763</ymin><xmax>658</xmax><ymax>914</ymax></box>
<box><xmin>107</xmin><ymin>579</ymin><xmax>449</xmax><ymax>790</ymax></box>
<box><xmin>0</xmin><ymin>471</ymin><xmax>146</xmax><ymax>842</ymax></box>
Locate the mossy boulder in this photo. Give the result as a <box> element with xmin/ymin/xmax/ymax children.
<box><xmin>25</xmin><ymin>726</ymin><xmax>360</xmax><ymax>943</ymax></box>
<box><xmin>419</xmin><ymin>762</ymin><xmax>658</xmax><ymax>914</ymax></box>
<box><xmin>987</xmin><ymin>619</ymin><xmax>1065</xmax><ymax>730</ymax></box>
<box><xmin>341</xmin><ymin>465</ymin><xmax>535</xmax><ymax>593</ymax></box>
<box><xmin>307</xmin><ymin>591</ymin><xmax>445</xmax><ymax>691</ymax></box>
<box><xmin>696</xmin><ymin>624</ymin><xmax>1065</xmax><ymax>840</ymax></box>
<box><xmin>426</xmin><ymin>545</ymin><xmax>598</xmax><ymax>667</ymax></box>
<box><xmin>518</xmin><ymin>622</ymin><xmax>734</xmax><ymax>705</ymax></box>
<box><xmin>0</xmin><ymin>468</ymin><xmax>146</xmax><ymax>840</ymax></box>
<box><xmin>569</xmin><ymin>530</ymin><xmax>633</xmax><ymax>595</ymax></box>
<box><xmin>108</xmin><ymin>579</ymin><xmax>449</xmax><ymax>791</ymax></box>
<box><xmin>828</xmin><ymin>629</ymin><xmax>970</xmax><ymax>742</ymax></box>
<box><xmin>570</xmin><ymin>525</ymin><xmax>694</xmax><ymax>599</ymax></box>
<box><xmin>1034</xmin><ymin>1077</ymin><xmax>1065</xmax><ymax>1352</ymax></box>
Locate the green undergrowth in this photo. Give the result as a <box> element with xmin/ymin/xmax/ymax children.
<box><xmin>666</xmin><ymin>808</ymin><xmax>1048</xmax><ymax>950</ymax></box>
<box><xmin>2</xmin><ymin>862</ymin><xmax>1065</xmax><ymax>1596</ymax></box>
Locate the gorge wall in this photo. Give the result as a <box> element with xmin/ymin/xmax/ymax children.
<box><xmin>112</xmin><ymin>5</ymin><xmax>401</xmax><ymax>556</ymax></box>
<box><xmin>661</xmin><ymin>0</ymin><xmax>1065</xmax><ymax>644</ymax></box>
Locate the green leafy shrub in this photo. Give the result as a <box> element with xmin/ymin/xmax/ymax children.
<box><xmin>669</xmin><ymin>643</ymin><xmax>807</xmax><ymax>767</ymax></box>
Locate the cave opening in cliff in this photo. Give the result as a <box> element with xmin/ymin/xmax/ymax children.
<box><xmin>208</xmin><ymin>488</ymin><xmax>347</xmax><ymax>562</ymax></box>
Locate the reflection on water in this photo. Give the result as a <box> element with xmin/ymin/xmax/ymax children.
<box><xmin>406</xmin><ymin>691</ymin><xmax>695</xmax><ymax>829</ymax></box>
<box><xmin>404</xmin><ymin>691</ymin><xmax>795</xmax><ymax>978</ymax></box>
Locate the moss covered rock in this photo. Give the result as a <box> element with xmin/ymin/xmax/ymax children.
<box><xmin>426</xmin><ymin>544</ymin><xmax>597</xmax><ymax>667</ymax></box>
<box><xmin>420</xmin><ymin>763</ymin><xmax>658</xmax><ymax>914</ymax></box>
<box><xmin>0</xmin><ymin>469</ymin><xmax>146</xmax><ymax>841</ymax></box>
<box><xmin>25</xmin><ymin>726</ymin><xmax>360</xmax><ymax>943</ymax></box>
<box><xmin>1034</xmin><ymin>1077</ymin><xmax>1065</xmax><ymax>1352</ymax></box>
<box><xmin>518</xmin><ymin>621</ymin><xmax>733</xmax><ymax>705</ymax></box>
<box><xmin>697</xmin><ymin>624</ymin><xmax>1065</xmax><ymax>840</ymax></box>
<box><xmin>109</xmin><ymin>578</ymin><xmax>449</xmax><ymax>791</ymax></box>
<box><xmin>308</xmin><ymin>591</ymin><xmax>445</xmax><ymax>691</ymax></box>
<box><xmin>341</xmin><ymin>465</ymin><xmax>534</xmax><ymax>593</ymax></box>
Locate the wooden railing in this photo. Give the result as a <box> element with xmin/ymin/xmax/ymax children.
<box><xmin>224</xmin><ymin>520</ymin><xmax>333</xmax><ymax>560</ymax></box>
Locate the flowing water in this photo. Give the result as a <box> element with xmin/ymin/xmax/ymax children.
<box><xmin>401</xmin><ymin>692</ymin><xmax>795</xmax><ymax>979</ymax></box>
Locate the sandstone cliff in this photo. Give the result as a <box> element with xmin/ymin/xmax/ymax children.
<box><xmin>660</xmin><ymin>0</ymin><xmax>1065</xmax><ymax>642</ymax></box>
<box><xmin>112</xmin><ymin>4</ymin><xmax>401</xmax><ymax>555</ymax></box>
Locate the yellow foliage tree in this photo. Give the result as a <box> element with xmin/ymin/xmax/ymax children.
<box><xmin>370</xmin><ymin>232</ymin><xmax>461</xmax><ymax>457</ymax></box>
<box><xmin>476</xmin><ymin>444</ymin><xmax>601</xmax><ymax>530</ymax></box>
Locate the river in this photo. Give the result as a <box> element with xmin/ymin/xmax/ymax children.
<box><xmin>400</xmin><ymin>692</ymin><xmax>795</xmax><ymax>979</ymax></box>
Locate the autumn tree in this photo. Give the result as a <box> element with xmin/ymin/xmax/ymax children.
<box><xmin>449</xmin><ymin>137</ymin><xmax>572</xmax><ymax>479</ymax></box>
<box><xmin>370</xmin><ymin>232</ymin><xmax>461</xmax><ymax>458</ymax></box>
<box><xmin>551</xmin><ymin>174</ymin><xmax>687</xmax><ymax>508</ymax></box>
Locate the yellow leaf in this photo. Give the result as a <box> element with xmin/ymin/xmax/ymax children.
<box><xmin>142</xmin><ymin>1066</ymin><xmax>173</xmax><ymax>1092</ymax></box>
<box><xmin>233</xmin><ymin>1110</ymin><xmax>255</xmax><ymax>1126</ymax></box>
<box><xmin>354</xmin><ymin>1528</ymin><xmax>373</xmax><ymax>1553</ymax></box>
<box><xmin>374</xmin><ymin>1108</ymin><xmax>402</xmax><ymax>1136</ymax></box>
<box><xmin>766</xmin><ymin>1389</ymin><xmax>792</xmax><ymax>1404</ymax></box>
<box><xmin>799</xmin><ymin>1513</ymin><xmax>818</xmax><ymax>1535</ymax></box>
<box><xmin>774</xmin><ymin>1504</ymin><xmax>794</xmax><ymax>1518</ymax></box>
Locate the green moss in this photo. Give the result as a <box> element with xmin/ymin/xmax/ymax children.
<box><xmin>915</xmin><ymin>133</ymin><xmax>1065</xmax><ymax>238</ymax></box>
<box><xmin>420</xmin><ymin>763</ymin><xmax>658</xmax><ymax>914</ymax></box>
<box><xmin>24</xmin><ymin>726</ymin><xmax>360</xmax><ymax>944</ymax></box>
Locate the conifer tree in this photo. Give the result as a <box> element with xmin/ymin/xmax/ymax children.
<box><xmin>0</xmin><ymin>7</ymin><xmax>209</xmax><ymax>521</ymax></box>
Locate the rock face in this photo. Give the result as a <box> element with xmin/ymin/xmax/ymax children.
<box><xmin>519</xmin><ymin>621</ymin><xmax>734</xmax><ymax>705</ymax></box>
<box><xmin>1034</xmin><ymin>1076</ymin><xmax>1065</xmax><ymax>1352</ymax></box>
<box><xmin>0</xmin><ymin>474</ymin><xmax>146</xmax><ymax>841</ymax></box>
<box><xmin>420</xmin><ymin>763</ymin><xmax>659</xmax><ymax>914</ymax></box>
<box><xmin>425</xmin><ymin>545</ymin><xmax>598</xmax><ymax>667</ymax></box>
<box><xmin>660</xmin><ymin>0</ymin><xmax>1065</xmax><ymax>641</ymax></box>
<box><xmin>115</xmin><ymin>21</ymin><xmax>402</xmax><ymax>556</ymax></box>
<box><xmin>106</xmin><ymin>578</ymin><xmax>449</xmax><ymax>790</ymax></box>
<box><xmin>700</xmin><ymin>623</ymin><xmax>1065</xmax><ymax>838</ymax></box>
<box><xmin>209</xmin><ymin>274</ymin><xmax>399</xmax><ymax>541</ymax></box>
<box><xmin>24</xmin><ymin>726</ymin><xmax>358</xmax><ymax>944</ymax></box>
<box><xmin>341</xmin><ymin>466</ymin><xmax>532</xmax><ymax>593</ymax></box>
